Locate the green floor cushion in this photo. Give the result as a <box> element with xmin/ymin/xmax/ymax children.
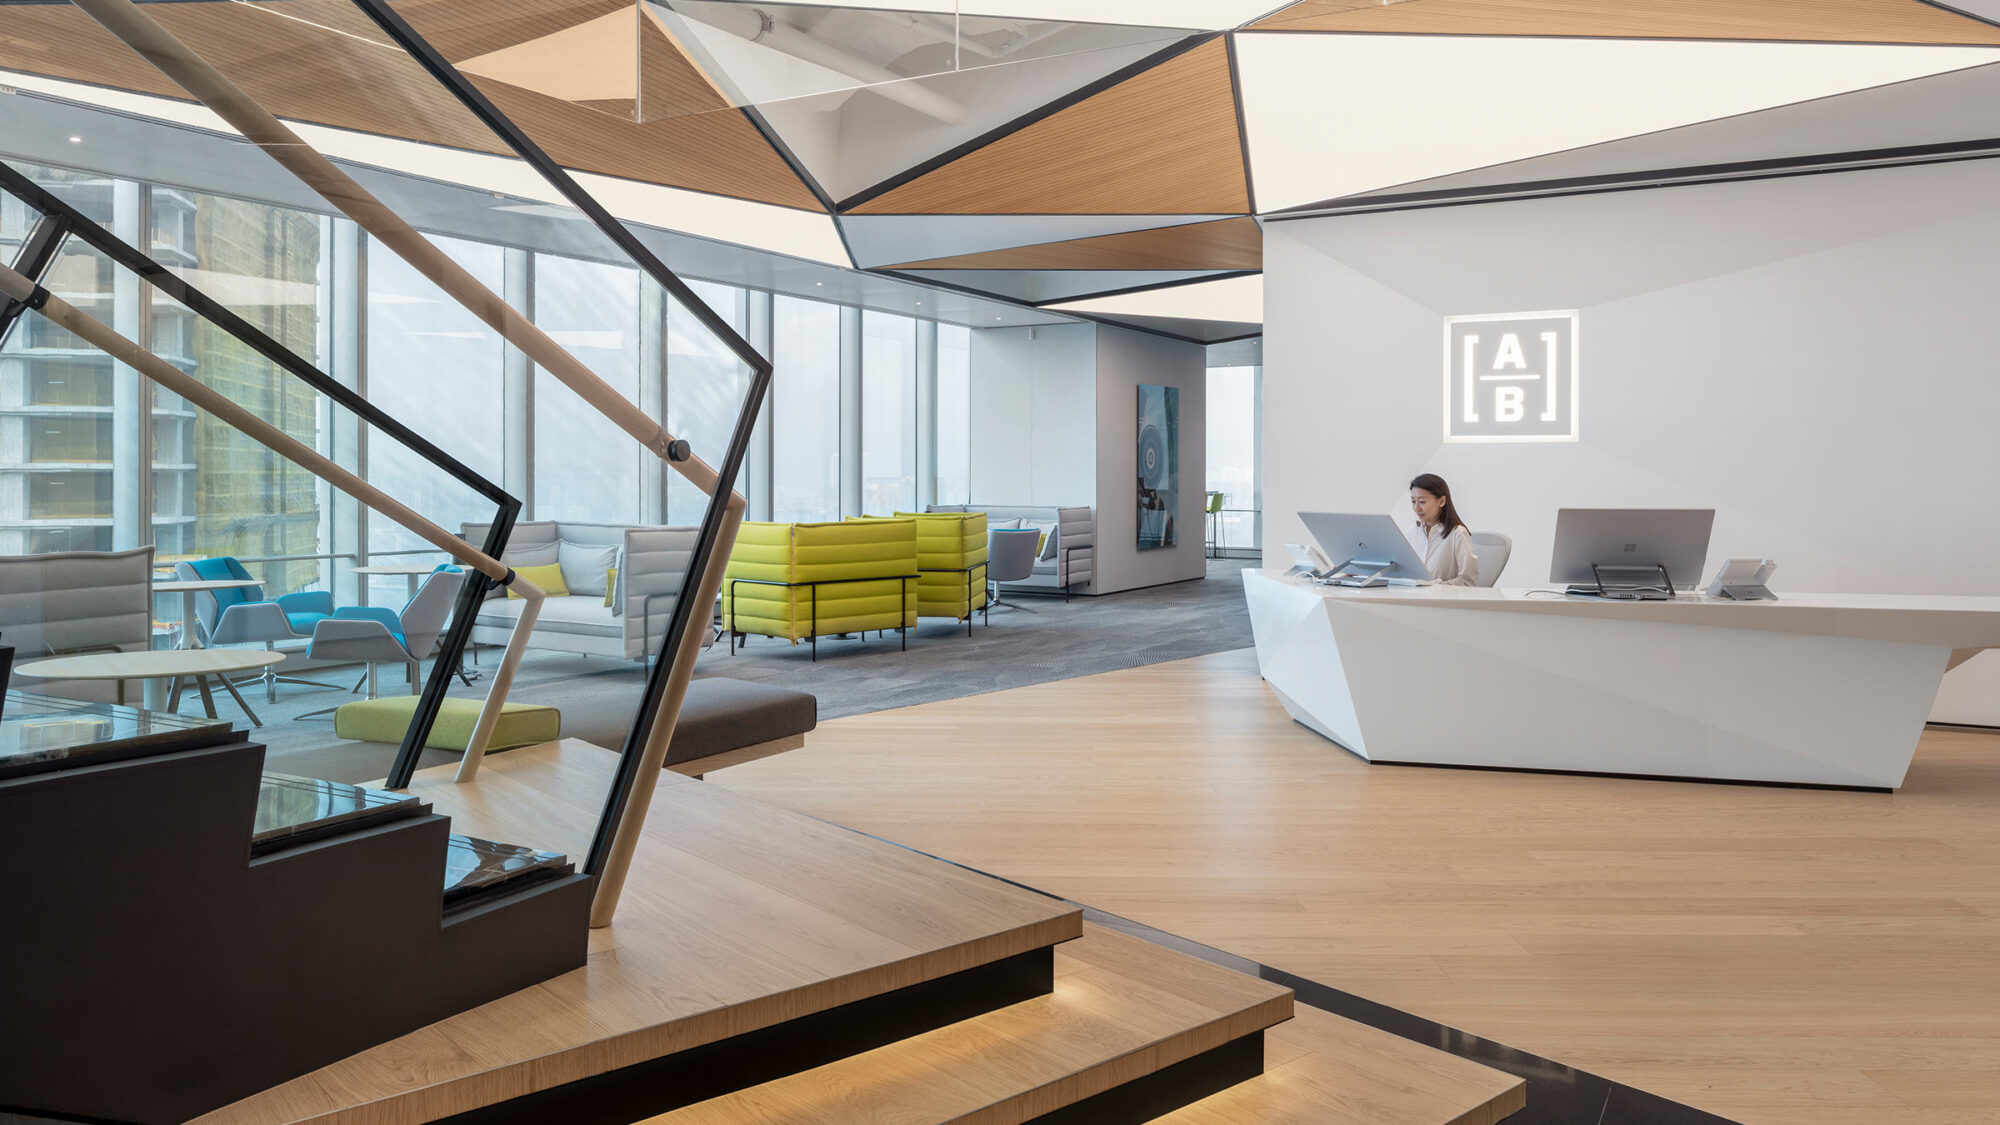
<box><xmin>333</xmin><ymin>696</ymin><xmax>562</xmax><ymax>753</ymax></box>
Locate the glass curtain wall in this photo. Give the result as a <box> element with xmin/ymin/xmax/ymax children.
<box><xmin>860</xmin><ymin>310</ymin><xmax>916</xmax><ymax>515</ymax></box>
<box><xmin>1206</xmin><ymin>364</ymin><xmax>1259</xmax><ymax>556</ymax></box>
<box><xmin>3</xmin><ymin>159</ymin><xmax>995</xmax><ymax>604</ymax></box>
<box><xmin>771</xmin><ymin>295</ymin><xmax>840</xmax><ymax>522</ymax></box>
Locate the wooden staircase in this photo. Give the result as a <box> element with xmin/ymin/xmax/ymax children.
<box><xmin>182</xmin><ymin>740</ymin><xmax>1524</xmax><ymax>1124</ymax></box>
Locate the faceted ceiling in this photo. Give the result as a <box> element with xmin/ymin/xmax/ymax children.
<box><xmin>5</xmin><ymin>0</ymin><xmax>2000</xmax><ymax>341</ymax></box>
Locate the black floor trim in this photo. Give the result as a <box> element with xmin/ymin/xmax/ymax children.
<box><xmin>1027</xmin><ymin>1032</ymin><xmax>1265</xmax><ymax>1125</ymax></box>
<box><xmin>435</xmin><ymin>946</ymin><xmax>1054</xmax><ymax>1124</ymax></box>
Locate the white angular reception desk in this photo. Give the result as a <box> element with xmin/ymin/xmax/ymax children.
<box><xmin>1243</xmin><ymin>568</ymin><xmax>2000</xmax><ymax>789</ymax></box>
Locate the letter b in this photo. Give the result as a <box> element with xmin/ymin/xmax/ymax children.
<box><xmin>1495</xmin><ymin>385</ymin><xmax>1526</xmax><ymax>422</ymax></box>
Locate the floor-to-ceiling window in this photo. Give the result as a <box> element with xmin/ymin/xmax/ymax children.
<box><xmin>532</xmin><ymin>252</ymin><xmax>642</xmax><ymax>524</ymax></box>
<box><xmin>860</xmin><ymin>310</ymin><xmax>916</xmax><ymax>515</ymax></box>
<box><xmin>772</xmin><ymin>295</ymin><xmax>841</xmax><ymax>522</ymax></box>
<box><xmin>1206</xmin><ymin>364</ymin><xmax>1259</xmax><ymax>556</ymax></box>
<box><xmin>935</xmin><ymin>323</ymin><xmax>970</xmax><ymax>507</ymax></box>
<box><xmin>665</xmin><ymin>280</ymin><xmax>748</xmax><ymax>524</ymax></box>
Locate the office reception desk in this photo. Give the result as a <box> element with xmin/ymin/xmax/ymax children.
<box><xmin>1243</xmin><ymin>568</ymin><xmax>2000</xmax><ymax>789</ymax></box>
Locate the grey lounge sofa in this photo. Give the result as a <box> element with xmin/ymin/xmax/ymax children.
<box><xmin>929</xmin><ymin>505</ymin><xmax>1095</xmax><ymax>595</ymax></box>
<box><xmin>0</xmin><ymin>547</ymin><xmax>154</xmax><ymax>702</ymax></box>
<box><xmin>462</xmin><ymin>520</ymin><xmax>703</xmax><ymax>663</ymax></box>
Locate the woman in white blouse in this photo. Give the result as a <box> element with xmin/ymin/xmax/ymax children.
<box><xmin>1409</xmin><ymin>473</ymin><xmax>1478</xmax><ymax>586</ymax></box>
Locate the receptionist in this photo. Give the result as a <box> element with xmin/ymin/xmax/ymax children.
<box><xmin>1409</xmin><ymin>473</ymin><xmax>1478</xmax><ymax>586</ymax></box>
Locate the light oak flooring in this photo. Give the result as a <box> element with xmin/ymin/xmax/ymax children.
<box><xmin>713</xmin><ymin>647</ymin><xmax>2000</xmax><ymax>1125</ymax></box>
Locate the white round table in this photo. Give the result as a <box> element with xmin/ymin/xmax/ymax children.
<box><xmin>14</xmin><ymin>649</ymin><xmax>286</xmax><ymax>727</ymax></box>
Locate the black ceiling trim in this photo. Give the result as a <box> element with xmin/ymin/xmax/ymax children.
<box><xmin>1061</xmin><ymin>309</ymin><xmax>1232</xmax><ymax>345</ymax></box>
<box><xmin>865</xmin><ymin>269</ymin><xmax>1230</xmax><ymax>346</ymax></box>
<box><xmin>739</xmin><ymin>102</ymin><xmax>838</xmax><ymax>214</ymax></box>
<box><xmin>1026</xmin><ymin>268</ymin><xmax>1260</xmax><ymax>308</ymax></box>
<box><xmin>1266</xmin><ymin>135</ymin><xmax>2000</xmax><ymax>219</ymax></box>
<box><xmin>879</xmin><ymin>215</ymin><xmax>1255</xmax><ymax>270</ymax></box>
<box><xmin>1923</xmin><ymin>0</ymin><xmax>2000</xmax><ymax>31</ymax></box>
<box><xmin>834</xmin><ymin>32</ymin><xmax>1220</xmax><ymax>213</ymax></box>
<box><xmin>1223</xmin><ymin>32</ymin><xmax>1259</xmax><ymax>215</ymax></box>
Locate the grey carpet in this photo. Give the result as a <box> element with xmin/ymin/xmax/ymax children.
<box><xmin>246</xmin><ymin>557</ymin><xmax>1256</xmax><ymax>783</ymax></box>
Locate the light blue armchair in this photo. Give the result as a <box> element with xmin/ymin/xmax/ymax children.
<box><xmin>305</xmin><ymin>568</ymin><xmax>464</xmax><ymax>703</ymax></box>
<box><xmin>176</xmin><ymin>556</ymin><xmax>337</xmax><ymax>701</ymax></box>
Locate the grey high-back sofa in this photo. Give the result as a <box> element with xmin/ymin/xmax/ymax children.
<box><xmin>461</xmin><ymin>521</ymin><xmax>700</xmax><ymax>662</ymax></box>
<box><xmin>0</xmin><ymin>547</ymin><xmax>154</xmax><ymax>701</ymax></box>
<box><xmin>929</xmin><ymin>505</ymin><xmax>1095</xmax><ymax>595</ymax></box>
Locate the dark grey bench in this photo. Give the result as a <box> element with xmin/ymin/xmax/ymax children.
<box><xmin>665</xmin><ymin>676</ymin><xmax>818</xmax><ymax>778</ymax></box>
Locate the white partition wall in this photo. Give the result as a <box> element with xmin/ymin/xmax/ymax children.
<box><xmin>1262</xmin><ymin>157</ymin><xmax>2000</xmax><ymax>725</ymax></box>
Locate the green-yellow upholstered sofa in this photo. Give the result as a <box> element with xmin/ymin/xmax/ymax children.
<box><xmin>723</xmin><ymin>519</ymin><xmax>919</xmax><ymax>659</ymax></box>
<box><xmin>850</xmin><ymin>512</ymin><xmax>988</xmax><ymax>630</ymax></box>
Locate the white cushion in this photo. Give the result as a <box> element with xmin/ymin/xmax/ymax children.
<box><xmin>989</xmin><ymin>518</ymin><xmax>1022</xmax><ymax>529</ymax></box>
<box><xmin>557</xmin><ymin>540</ymin><xmax>620</xmax><ymax>598</ymax></box>
<box><xmin>1028</xmin><ymin>521</ymin><xmax>1058</xmax><ymax>560</ymax></box>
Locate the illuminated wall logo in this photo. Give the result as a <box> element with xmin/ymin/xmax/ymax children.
<box><xmin>1443</xmin><ymin>310</ymin><xmax>1579</xmax><ymax>442</ymax></box>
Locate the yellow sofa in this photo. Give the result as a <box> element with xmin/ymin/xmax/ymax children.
<box><xmin>865</xmin><ymin>512</ymin><xmax>989</xmax><ymax>630</ymax></box>
<box><xmin>724</xmin><ymin>519</ymin><xmax>919</xmax><ymax>659</ymax></box>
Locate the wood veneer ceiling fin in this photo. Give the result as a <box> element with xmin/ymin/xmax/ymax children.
<box><xmin>847</xmin><ymin>37</ymin><xmax>1250</xmax><ymax>215</ymax></box>
<box><xmin>1249</xmin><ymin>0</ymin><xmax>2000</xmax><ymax>45</ymax></box>
<box><xmin>885</xmin><ymin>216</ymin><xmax>1262</xmax><ymax>270</ymax></box>
<box><xmin>0</xmin><ymin>0</ymin><xmax>821</xmax><ymax>211</ymax></box>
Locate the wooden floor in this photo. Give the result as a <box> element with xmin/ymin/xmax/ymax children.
<box><xmin>714</xmin><ymin>647</ymin><xmax>2000</xmax><ymax>1125</ymax></box>
<box><xmin>196</xmin><ymin>741</ymin><xmax>1079</xmax><ymax>1124</ymax></box>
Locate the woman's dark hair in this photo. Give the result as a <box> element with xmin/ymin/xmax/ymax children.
<box><xmin>1409</xmin><ymin>473</ymin><xmax>1466</xmax><ymax>536</ymax></box>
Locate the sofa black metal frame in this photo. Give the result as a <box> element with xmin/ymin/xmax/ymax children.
<box><xmin>728</xmin><ymin>573</ymin><xmax>921</xmax><ymax>660</ymax></box>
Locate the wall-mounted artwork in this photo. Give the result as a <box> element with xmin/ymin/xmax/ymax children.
<box><xmin>1137</xmin><ymin>383</ymin><xmax>1178</xmax><ymax>550</ymax></box>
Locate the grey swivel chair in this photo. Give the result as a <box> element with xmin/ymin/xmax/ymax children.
<box><xmin>303</xmin><ymin>568</ymin><xmax>464</xmax><ymax>707</ymax></box>
<box><xmin>1468</xmin><ymin>532</ymin><xmax>1512</xmax><ymax>588</ymax></box>
<box><xmin>986</xmin><ymin>529</ymin><xmax>1041</xmax><ymax>610</ymax></box>
<box><xmin>176</xmin><ymin>556</ymin><xmax>339</xmax><ymax>701</ymax></box>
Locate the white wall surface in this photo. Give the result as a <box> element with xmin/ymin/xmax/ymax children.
<box><xmin>968</xmin><ymin>324</ymin><xmax>1097</xmax><ymax>508</ymax></box>
<box><xmin>1262</xmin><ymin>157</ymin><xmax>2000</xmax><ymax>724</ymax></box>
<box><xmin>1095</xmin><ymin>324</ymin><xmax>1207</xmax><ymax>594</ymax></box>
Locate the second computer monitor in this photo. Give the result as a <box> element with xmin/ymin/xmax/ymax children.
<box><xmin>1549</xmin><ymin>508</ymin><xmax>1715</xmax><ymax>589</ymax></box>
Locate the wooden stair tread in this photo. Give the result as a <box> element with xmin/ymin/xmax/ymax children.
<box><xmin>196</xmin><ymin>740</ymin><xmax>1080</xmax><ymax>1124</ymax></box>
<box><xmin>647</xmin><ymin>923</ymin><xmax>1294</xmax><ymax>1124</ymax></box>
<box><xmin>1158</xmin><ymin>1004</ymin><xmax>1527</xmax><ymax>1125</ymax></box>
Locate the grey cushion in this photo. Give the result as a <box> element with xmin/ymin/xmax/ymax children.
<box><xmin>557</xmin><ymin>540</ymin><xmax>619</xmax><ymax>598</ymax></box>
<box><xmin>664</xmin><ymin>677</ymin><xmax>817</xmax><ymax>768</ymax></box>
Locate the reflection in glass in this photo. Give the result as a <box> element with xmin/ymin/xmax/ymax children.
<box><xmin>665</xmin><ymin>280</ymin><xmax>748</xmax><ymax>524</ymax></box>
<box><xmin>534</xmin><ymin>253</ymin><xmax>642</xmax><ymax>524</ymax></box>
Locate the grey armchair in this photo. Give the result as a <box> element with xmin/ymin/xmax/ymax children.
<box><xmin>175</xmin><ymin>556</ymin><xmax>338</xmax><ymax>700</ymax></box>
<box><xmin>305</xmin><ymin>568</ymin><xmax>463</xmax><ymax>703</ymax></box>
<box><xmin>986</xmin><ymin>529</ymin><xmax>1040</xmax><ymax>610</ymax></box>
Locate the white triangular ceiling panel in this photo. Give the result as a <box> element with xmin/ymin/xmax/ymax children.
<box><xmin>1049</xmin><ymin>273</ymin><xmax>1264</xmax><ymax>323</ymax></box>
<box><xmin>1236</xmin><ymin>32</ymin><xmax>2000</xmax><ymax>210</ymax></box>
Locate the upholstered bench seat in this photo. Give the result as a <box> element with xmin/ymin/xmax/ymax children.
<box><xmin>666</xmin><ymin>677</ymin><xmax>818</xmax><ymax>774</ymax></box>
<box><xmin>334</xmin><ymin>696</ymin><xmax>562</xmax><ymax>753</ymax></box>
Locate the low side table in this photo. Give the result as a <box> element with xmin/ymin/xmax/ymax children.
<box><xmin>14</xmin><ymin>650</ymin><xmax>286</xmax><ymax>728</ymax></box>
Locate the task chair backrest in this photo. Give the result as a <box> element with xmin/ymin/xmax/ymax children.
<box><xmin>987</xmin><ymin>529</ymin><xmax>1041</xmax><ymax>584</ymax></box>
<box><xmin>176</xmin><ymin>557</ymin><xmax>262</xmax><ymax>637</ymax></box>
<box><xmin>1468</xmin><ymin>532</ymin><xmax>1512</xmax><ymax>588</ymax></box>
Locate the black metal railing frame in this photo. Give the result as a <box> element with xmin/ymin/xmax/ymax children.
<box><xmin>340</xmin><ymin>0</ymin><xmax>776</xmax><ymax>878</ymax></box>
<box><xmin>0</xmin><ymin>160</ymin><xmax>521</xmax><ymax>769</ymax></box>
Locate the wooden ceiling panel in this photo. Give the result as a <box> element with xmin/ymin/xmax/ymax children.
<box><xmin>847</xmin><ymin>38</ymin><xmax>1249</xmax><ymax>215</ymax></box>
<box><xmin>886</xmin><ymin>217</ymin><xmax>1261</xmax><ymax>271</ymax></box>
<box><xmin>0</xmin><ymin>0</ymin><xmax>819</xmax><ymax>210</ymax></box>
<box><xmin>1251</xmin><ymin>0</ymin><xmax>2000</xmax><ymax>45</ymax></box>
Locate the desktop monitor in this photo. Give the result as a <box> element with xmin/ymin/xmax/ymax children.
<box><xmin>1549</xmin><ymin>509</ymin><xmax>1715</xmax><ymax>589</ymax></box>
<box><xmin>1298</xmin><ymin>512</ymin><xmax>1432</xmax><ymax>585</ymax></box>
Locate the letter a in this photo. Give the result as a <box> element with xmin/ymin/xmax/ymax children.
<box><xmin>1492</xmin><ymin>333</ymin><xmax>1528</xmax><ymax>370</ymax></box>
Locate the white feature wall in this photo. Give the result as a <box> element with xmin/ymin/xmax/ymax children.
<box><xmin>968</xmin><ymin>324</ymin><xmax>1098</xmax><ymax>508</ymax></box>
<box><xmin>1262</xmin><ymin>157</ymin><xmax>2000</xmax><ymax>725</ymax></box>
<box><xmin>1094</xmin><ymin>325</ymin><xmax>1207</xmax><ymax>594</ymax></box>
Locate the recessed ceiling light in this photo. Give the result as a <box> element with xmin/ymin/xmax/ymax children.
<box><xmin>67</xmin><ymin>135</ymin><xmax>82</xmax><ymax>144</ymax></box>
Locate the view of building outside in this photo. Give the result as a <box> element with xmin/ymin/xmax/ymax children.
<box><xmin>665</xmin><ymin>280</ymin><xmax>748</xmax><ymax>525</ymax></box>
<box><xmin>533</xmin><ymin>252</ymin><xmax>642</xmax><ymax>525</ymax></box>
<box><xmin>1206</xmin><ymin>364</ymin><xmax>1259</xmax><ymax>554</ymax></box>
<box><xmin>935</xmin><ymin>323</ymin><xmax>970</xmax><ymax>507</ymax></box>
<box><xmin>860</xmin><ymin>309</ymin><xmax>916</xmax><ymax>514</ymax></box>
<box><xmin>771</xmin><ymin>296</ymin><xmax>840</xmax><ymax>522</ymax></box>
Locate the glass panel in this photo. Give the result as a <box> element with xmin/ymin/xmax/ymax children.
<box><xmin>1206</xmin><ymin>365</ymin><xmax>1258</xmax><ymax>554</ymax></box>
<box><xmin>665</xmin><ymin>280</ymin><xmax>748</xmax><ymax>524</ymax></box>
<box><xmin>365</xmin><ymin>233</ymin><xmax>506</xmax><ymax>603</ymax></box>
<box><xmin>148</xmin><ymin>188</ymin><xmax>330</xmax><ymax>603</ymax></box>
<box><xmin>861</xmin><ymin>310</ymin><xmax>915</xmax><ymax>515</ymax></box>
<box><xmin>532</xmin><ymin>253</ymin><xmax>643</xmax><ymax>525</ymax></box>
<box><xmin>772</xmin><ymin>296</ymin><xmax>840</xmax><ymax>522</ymax></box>
<box><xmin>935</xmin><ymin>322</ymin><xmax>970</xmax><ymax>507</ymax></box>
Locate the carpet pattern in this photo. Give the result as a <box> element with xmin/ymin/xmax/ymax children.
<box><xmin>251</xmin><ymin>558</ymin><xmax>1257</xmax><ymax>783</ymax></box>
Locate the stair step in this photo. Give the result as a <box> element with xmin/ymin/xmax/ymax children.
<box><xmin>440</xmin><ymin>832</ymin><xmax>571</xmax><ymax>907</ymax></box>
<box><xmin>249</xmin><ymin>772</ymin><xmax>422</xmax><ymax>854</ymax></box>
<box><xmin>1155</xmin><ymin>1003</ymin><xmax>1526</xmax><ymax>1125</ymax></box>
<box><xmin>645</xmin><ymin>923</ymin><xmax>1293</xmax><ymax>1125</ymax></box>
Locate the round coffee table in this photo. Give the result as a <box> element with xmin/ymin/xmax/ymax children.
<box><xmin>14</xmin><ymin>649</ymin><xmax>287</xmax><ymax>727</ymax></box>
